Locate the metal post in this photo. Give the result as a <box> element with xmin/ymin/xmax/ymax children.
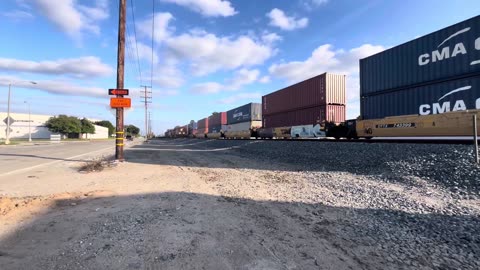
<box><xmin>115</xmin><ymin>0</ymin><xmax>126</xmax><ymax>161</ymax></box>
<box><xmin>474</xmin><ymin>115</ymin><xmax>479</xmax><ymax>164</ymax></box>
<box><xmin>5</xmin><ymin>83</ymin><xmax>11</xmax><ymax>145</ymax></box>
<box><xmin>28</xmin><ymin>102</ymin><xmax>31</xmax><ymax>142</ymax></box>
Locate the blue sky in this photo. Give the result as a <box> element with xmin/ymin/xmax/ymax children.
<box><xmin>0</xmin><ymin>0</ymin><xmax>479</xmax><ymax>134</ymax></box>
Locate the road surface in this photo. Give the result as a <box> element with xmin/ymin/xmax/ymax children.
<box><xmin>0</xmin><ymin>140</ymin><xmax>116</xmax><ymax>177</ymax></box>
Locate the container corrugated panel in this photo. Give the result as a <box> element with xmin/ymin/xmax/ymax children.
<box><xmin>196</xmin><ymin>128</ymin><xmax>208</xmax><ymax>134</ymax></box>
<box><xmin>227</xmin><ymin>103</ymin><xmax>262</xmax><ymax>124</ymax></box>
<box><xmin>197</xmin><ymin>118</ymin><xmax>208</xmax><ymax>129</ymax></box>
<box><xmin>262</xmin><ymin>73</ymin><xmax>346</xmax><ymax>116</ymax></box>
<box><xmin>360</xmin><ymin>15</ymin><xmax>480</xmax><ymax>96</ymax></box>
<box><xmin>361</xmin><ymin>76</ymin><xmax>480</xmax><ymax>119</ymax></box>
<box><xmin>208</xmin><ymin>112</ymin><xmax>227</xmax><ymax>126</ymax></box>
<box><xmin>208</xmin><ymin>125</ymin><xmax>227</xmax><ymax>133</ymax></box>
<box><xmin>225</xmin><ymin>121</ymin><xmax>262</xmax><ymax>132</ymax></box>
<box><xmin>263</xmin><ymin>105</ymin><xmax>345</xmax><ymax>128</ymax></box>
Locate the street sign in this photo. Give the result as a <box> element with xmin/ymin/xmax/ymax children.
<box><xmin>110</xmin><ymin>98</ymin><xmax>131</xmax><ymax>108</ymax></box>
<box><xmin>108</xmin><ymin>89</ymin><xmax>129</xmax><ymax>96</ymax></box>
<box><xmin>3</xmin><ymin>116</ymin><xmax>15</xmax><ymax>125</ymax></box>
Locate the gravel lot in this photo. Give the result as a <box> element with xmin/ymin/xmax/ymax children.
<box><xmin>0</xmin><ymin>138</ymin><xmax>479</xmax><ymax>269</ymax></box>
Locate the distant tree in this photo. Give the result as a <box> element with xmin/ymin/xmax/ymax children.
<box><xmin>95</xmin><ymin>120</ymin><xmax>115</xmax><ymax>136</ymax></box>
<box><xmin>125</xmin><ymin>125</ymin><xmax>140</xmax><ymax>136</ymax></box>
<box><xmin>80</xmin><ymin>118</ymin><xmax>95</xmax><ymax>134</ymax></box>
<box><xmin>45</xmin><ymin>115</ymin><xmax>81</xmax><ymax>136</ymax></box>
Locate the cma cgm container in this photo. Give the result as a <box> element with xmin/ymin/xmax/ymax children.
<box><xmin>263</xmin><ymin>105</ymin><xmax>345</xmax><ymax>128</ymax></box>
<box><xmin>262</xmin><ymin>73</ymin><xmax>346</xmax><ymax>116</ymax></box>
<box><xmin>360</xmin><ymin>15</ymin><xmax>480</xmax><ymax>96</ymax></box>
<box><xmin>361</xmin><ymin>76</ymin><xmax>480</xmax><ymax>119</ymax></box>
<box><xmin>227</xmin><ymin>103</ymin><xmax>262</xmax><ymax>124</ymax></box>
<box><xmin>208</xmin><ymin>112</ymin><xmax>227</xmax><ymax>126</ymax></box>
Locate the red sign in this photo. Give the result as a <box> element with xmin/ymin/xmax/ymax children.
<box><xmin>110</xmin><ymin>98</ymin><xmax>131</xmax><ymax>108</ymax></box>
<box><xmin>108</xmin><ymin>89</ymin><xmax>129</xmax><ymax>96</ymax></box>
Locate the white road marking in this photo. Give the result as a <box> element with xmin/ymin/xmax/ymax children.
<box><xmin>0</xmin><ymin>146</ymin><xmax>113</xmax><ymax>177</ymax></box>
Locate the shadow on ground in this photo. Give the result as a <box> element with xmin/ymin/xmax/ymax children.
<box><xmin>0</xmin><ymin>192</ymin><xmax>478</xmax><ymax>270</ymax></box>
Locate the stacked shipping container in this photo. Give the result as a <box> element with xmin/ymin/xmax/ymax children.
<box><xmin>225</xmin><ymin>103</ymin><xmax>262</xmax><ymax>137</ymax></box>
<box><xmin>360</xmin><ymin>15</ymin><xmax>480</xmax><ymax>119</ymax></box>
<box><xmin>262</xmin><ymin>73</ymin><xmax>346</xmax><ymax>128</ymax></box>
<box><xmin>196</xmin><ymin>118</ymin><xmax>209</xmax><ymax>137</ymax></box>
<box><xmin>208</xmin><ymin>112</ymin><xmax>227</xmax><ymax>134</ymax></box>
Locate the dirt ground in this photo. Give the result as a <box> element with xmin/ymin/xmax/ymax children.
<box><xmin>0</xmin><ymin>139</ymin><xmax>478</xmax><ymax>270</ymax></box>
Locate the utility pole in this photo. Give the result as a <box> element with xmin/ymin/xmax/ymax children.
<box><xmin>115</xmin><ymin>0</ymin><xmax>126</xmax><ymax>161</ymax></box>
<box><xmin>148</xmin><ymin>111</ymin><xmax>152</xmax><ymax>138</ymax></box>
<box><xmin>140</xmin><ymin>85</ymin><xmax>152</xmax><ymax>140</ymax></box>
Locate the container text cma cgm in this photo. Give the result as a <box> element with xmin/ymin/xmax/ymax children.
<box><xmin>333</xmin><ymin>15</ymin><xmax>480</xmax><ymax>139</ymax></box>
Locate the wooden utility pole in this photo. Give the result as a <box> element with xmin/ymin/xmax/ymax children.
<box><xmin>115</xmin><ymin>0</ymin><xmax>126</xmax><ymax>161</ymax></box>
<box><xmin>140</xmin><ymin>85</ymin><xmax>152</xmax><ymax>140</ymax></box>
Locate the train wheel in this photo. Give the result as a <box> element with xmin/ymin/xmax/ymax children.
<box><xmin>364</xmin><ymin>136</ymin><xmax>373</xmax><ymax>140</ymax></box>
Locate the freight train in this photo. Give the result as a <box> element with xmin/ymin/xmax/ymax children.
<box><xmin>165</xmin><ymin>15</ymin><xmax>480</xmax><ymax>140</ymax></box>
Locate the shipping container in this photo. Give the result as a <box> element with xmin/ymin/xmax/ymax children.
<box><xmin>262</xmin><ymin>73</ymin><xmax>346</xmax><ymax>116</ymax></box>
<box><xmin>361</xmin><ymin>76</ymin><xmax>480</xmax><ymax>120</ymax></box>
<box><xmin>360</xmin><ymin>15</ymin><xmax>480</xmax><ymax>96</ymax></box>
<box><xmin>208</xmin><ymin>124</ymin><xmax>227</xmax><ymax>134</ymax></box>
<box><xmin>224</xmin><ymin>121</ymin><xmax>262</xmax><ymax>138</ymax></box>
<box><xmin>291</xmin><ymin>124</ymin><xmax>326</xmax><ymax>138</ymax></box>
<box><xmin>263</xmin><ymin>105</ymin><xmax>345</xmax><ymax>128</ymax></box>
<box><xmin>208</xmin><ymin>112</ymin><xmax>227</xmax><ymax>126</ymax></box>
<box><xmin>195</xmin><ymin>128</ymin><xmax>208</xmax><ymax>138</ymax></box>
<box><xmin>197</xmin><ymin>118</ymin><xmax>209</xmax><ymax>129</ymax></box>
<box><xmin>227</xmin><ymin>103</ymin><xmax>262</xmax><ymax>125</ymax></box>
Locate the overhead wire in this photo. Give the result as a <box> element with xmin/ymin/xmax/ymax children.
<box><xmin>150</xmin><ymin>0</ymin><xmax>155</xmax><ymax>89</ymax></box>
<box><xmin>128</xmin><ymin>0</ymin><xmax>144</xmax><ymax>86</ymax></box>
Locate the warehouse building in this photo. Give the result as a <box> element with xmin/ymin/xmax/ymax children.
<box><xmin>0</xmin><ymin>112</ymin><xmax>109</xmax><ymax>140</ymax></box>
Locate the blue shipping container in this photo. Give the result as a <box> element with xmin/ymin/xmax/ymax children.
<box><xmin>361</xmin><ymin>76</ymin><xmax>480</xmax><ymax>120</ymax></box>
<box><xmin>227</xmin><ymin>103</ymin><xmax>262</xmax><ymax>125</ymax></box>
<box><xmin>360</xmin><ymin>15</ymin><xmax>480</xmax><ymax>96</ymax></box>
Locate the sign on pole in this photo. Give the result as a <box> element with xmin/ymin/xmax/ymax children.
<box><xmin>3</xmin><ymin>116</ymin><xmax>15</xmax><ymax>125</ymax></box>
<box><xmin>108</xmin><ymin>89</ymin><xmax>129</xmax><ymax>96</ymax></box>
<box><xmin>110</xmin><ymin>98</ymin><xmax>131</xmax><ymax>108</ymax></box>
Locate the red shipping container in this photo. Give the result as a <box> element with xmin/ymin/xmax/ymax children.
<box><xmin>208</xmin><ymin>112</ymin><xmax>227</xmax><ymax>126</ymax></box>
<box><xmin>262</xmin><ymin>105</ymin><xmax>345</xmax><ymax>128</ymax></box>
<box><xmin>197</xmin><ymin>118</ymin><xmax>209</xmax><ymax>129</ymax></box>
<box><xmin>262</xmin><ymin>73</ymin><xmax>345</xmax><ymax>116</ymax></box>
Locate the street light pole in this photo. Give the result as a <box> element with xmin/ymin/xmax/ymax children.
<box><xmin>5</xmin><ymin>83</ymin><xmax>11</xmax><ymax>145</ymax></box>
<box><xmin>4</xmin><ymin>81</ymin><xmax>36</xmax><ymax>145</ymax></box>
<box><xmin>24</xmin><ymin>101</ymin><xmax>31</xmax><ymax>142</ymax></box>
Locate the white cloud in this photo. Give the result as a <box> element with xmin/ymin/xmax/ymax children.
<box><xmin>32</xmin><ymin>0</ymin><xmax>109</xmax><ymax>40</ymax></box>
<box><xmin>1</xmin><ymin>10</ymin><xmax>34</xmax><ymax>20</ymax></box>
<box><xmin>267</xmin><ymin>8</ymin><xmax>308</xmax><ymax>31</ymax></box>
<box><xmin>160</xmin><ymin>0</ymin><xmax>237</xmax><ymax>17</ymax></box>
<box><xmin>0</xmin><ymin>75</ymin><xmax>104</xmax><ymax>97</ymax></box>
<box><xmin>190</xmin><ymin>68</ymin><xmax>260</xmax><ymax>95</ymax></box>
<box><xmin>259</xmin><ymin>76</ymin><xmax>270</xmax><ymax>83</ymax></box>
<box><xmin>0</xmin><ymin>57</ymin><xmax>113</xmax><ymax>78</ymax></box>
<box><xmin>149</xmin><ymin>64</ymin><xmax>185</xmax><ymax>89</ymax></box>
<box><xmin>218</xmin><ymin>92</ymin><xmax>262</xmax><ymax>104</ymax></box>
<box><xmin>189</xmin><ymin>82</ymin><xmax>223</xmax><ymax>94</ymax></box>
<box><xmin>166</xmin><ymin>33</ymin><xmax>274</xmax><ymax>76</ymax></box>
<box><xmin>269</xmin><ymin>43</ymin><xmax>385</xmax><ymax>118</ymax></box>
<box><xmin>227</xmin><ymin>68</ymin><xmax>260</xmax><ymax>90</ymax></box>
<box><xmin>261</xmin><ymin>32</ymin><xmax>282</xmax><ymax>45</ymax></box>
<box><xmin>137</xmin><ymin>12</ymin><xmax>174</xmax><ymax>43</ymax></box>
<box><xmin>301</xmin><ymin>0</ymin><xmax>329</xmax><ymax>10</ymax></box>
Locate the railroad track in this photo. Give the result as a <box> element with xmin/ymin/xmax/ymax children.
<box><xmin>158</xmin><ymin>137</ymin><xmax>478</xmax><ymax>145</ymax></box>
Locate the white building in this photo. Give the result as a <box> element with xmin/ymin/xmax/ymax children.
<box><xmin>0</xmin><ymin>112</ymin><xmax>109</xmax><ymax>140</ymax></box>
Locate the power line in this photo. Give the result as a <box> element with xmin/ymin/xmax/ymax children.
<box><xmin>151</xmin><ymin>0</ymin><xmax>155</xmax><ymax>89</ymax></box>
<box><xmin>129</xmin><ymin>0</ymin><xmax>143</xmax><ymax>86</ymax></box>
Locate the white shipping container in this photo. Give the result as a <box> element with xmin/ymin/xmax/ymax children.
<box><xmin>224</xmin><ymin>121</ymin><xmax>262</xmax><ymax>138</ymax></box>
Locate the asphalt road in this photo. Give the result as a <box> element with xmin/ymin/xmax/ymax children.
<box><xmin>0</xmin><ymin>140</ymin><xmax>116</xmax><ymax>177</ymax></box>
